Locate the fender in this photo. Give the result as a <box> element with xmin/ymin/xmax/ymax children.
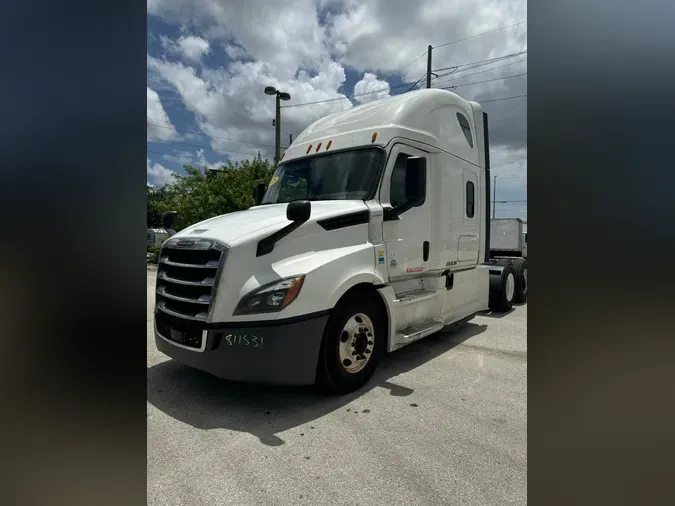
<box><xmin>327</xmin><ymin>270</ymin><xmax>388</xmax><ymax>310</ymax></box>
<box><xmin>231</xmin><ymin>243</ymin><xmax>386</xmax><ymax>320</ymax></box>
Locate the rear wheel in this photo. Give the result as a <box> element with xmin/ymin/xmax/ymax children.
<box><xmin>316</xmin><ymin>293</ymin><xmax>385</xmax><ymax>395</ymax></box>
<box><xmin>489</xmin><ymin>263</ymin><xmax>516</xmax><ymax>312</ymax></box>
<box><xmin>513</xmin><ymin>258</ymin><xmax>528</xmax><ymax>303</ymax></box>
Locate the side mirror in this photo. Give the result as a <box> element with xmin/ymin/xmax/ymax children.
<box><xmin>254</xmin><ymin>182</ymin><xmax>267</xmax><ymax>205</ymax></box>
<box><xmin>386</xmin><ymin>156</ymin><xmax>427</xmax><ymax>220</ymax></box>
<box><xmin>161</xmin><ymin>211</ymin><xmax>178</xmax><ymax>236</ymax></box>
<box><xmin>404</xmin><ymin>156</ymin><xmax>426</xmax><ymax>206</ymax></box>
<box><xmin>286</xmin><ymin>200</ymin><xmax>311</xmax><ymax>222</ymax></box>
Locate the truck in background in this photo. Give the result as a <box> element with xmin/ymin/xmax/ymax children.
<box><xmin>489</xmin><ymin>218</ymin><xmax>527</xmax><ymax>303</ymax></box>
<box><xmin>147</xmin><ymin>228</ymin><xmax>170</xmax><ymax>248</ymax></box>
<box><xmin>153</xmin><ymin>88</ymin><xmax>523</xmax><ymax>394</ymax></box>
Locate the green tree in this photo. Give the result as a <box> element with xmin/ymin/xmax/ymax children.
<box><xmin>147</xmin><ymin>184</ymin><xmax>170</xmax><ymax>228</ymax></box>
<box><xmin>148</xmin><ymin>153</ymin><xmax>275</xmax><ymax>231</ymax></box>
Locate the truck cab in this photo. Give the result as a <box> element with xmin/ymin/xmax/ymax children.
<box><xmin>154</xmin><ymin>89</ymin><xmax>516</xmax><ymax>394</ymax></box>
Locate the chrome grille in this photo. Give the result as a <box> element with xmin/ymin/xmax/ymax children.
<box><xmin>155</xmin><ymin>238</ymin><xmax>227</xmax><ymax>323</ymax></box>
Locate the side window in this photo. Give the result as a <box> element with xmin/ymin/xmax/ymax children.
<box><xmin>466</xmin><ymin>181</ymin><xmax>475</xmax><ymax>218</ymax></box>
<box><xmin>389</xmin><ymin>154</ymin><xmax>409</xmax><ymax>207</ymax></box>
<box><xmin>457</xmin><ymin>113</ymin><xmax>474</xmax><ymax>149</ymax></box>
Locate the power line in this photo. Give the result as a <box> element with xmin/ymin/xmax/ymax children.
<box><xmin>407</xmin><ymin>74</ymin><xmax>428</xmax><ymax>92</ymax></box>
<box><xmin>431</xmin><ymin>54</ymin><xmax>525</xmax><ymax>83</ymax></box>
<box><xmin>432</xmin><ymin>50</ymin><xmax>527</xmax><ymax>75</ymax></box>
<box><xmin>148</xmin><ymin>122</ymin><xmax>276</xmax><ymax>148</ymax></box>
<box><xmin>280</xmin><ymin>79</ymin><xmax>418</xmax><ymax>109</ymax></box>
<box><xmin>281</xmin><ymin>52</ymin><xmax>527</xmax><ymax>110</ymax></box>
<box><xmin>390</xmin><ymin>21</ymin><xmax>526</xmax><ymax>78</ymax></box>
<box><xmin>432</xmin><ymin>21</ymin><xmax>527</xmax><ymax>49</ymax></box>
<box><xmin>147</xmin><ymin>147</ymin><xmax>267</xmax><ymax>161</ymax></box>
<box><xmin>431</xmin><ymin>57</ymin><xmax>527</xmax><ymax>87</ymax></box>
<box><xmin>148</xmin><ymin>135</ymin><xmax>289</xmax><ymax>154</ymax></box>
<box><xmin>439</xmin><ymin>72</ymin><xmax>527</xmax><ymax>90</ymax></box>
<box><xmin>395</xmin><ymin>51</ymin><xmax>428</xmax><ymax>74</ymax></box>
<box><xmin>480</xmin><ymin>94</ymin><xmax>527</xmax><ymax>104</ymax></box>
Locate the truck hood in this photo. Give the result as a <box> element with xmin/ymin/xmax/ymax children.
<box><xmin>176</xmin><ymin>200</ymin><xmax>369</xmax><ymax>246</ymax></box>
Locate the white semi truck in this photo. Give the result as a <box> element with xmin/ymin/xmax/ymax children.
<box><xmin>154</xmin><ymin>89</ymin><xmax>520</xmax><ymax>394</ymax></box>
<box><xmin>489</xmin><ymin>218</ymin><xmax>527</xmax><ymax>303</ymax></box>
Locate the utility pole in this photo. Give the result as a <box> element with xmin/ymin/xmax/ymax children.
<box><xmin>426</xmin><ymin>45</ymin><xmax>433</xmax><ymax>89</ymax></box>
<box><xmin>264</xmin><ymin>86</ymin><xmax>291</xmax><ymax>165</ymax></box>
<box><xmin>492</xmin><ymin>175</ymin><xmax>497</xmax><ymax>219</ymax></box>
<box><xmin>289</xmin><ymin>133</ymin><xmax>293</xmax><ymax>145</ymax></box>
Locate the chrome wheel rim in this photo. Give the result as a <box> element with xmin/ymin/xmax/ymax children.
<box><xmin>506</xmin><ymin>272</ymin><xmax>515</xmax><ymax>302</ymax></box>
<box><xmin>338</xmin><ymin>313</ymin><xmax>375</xmax><ymax>374</ymax></box>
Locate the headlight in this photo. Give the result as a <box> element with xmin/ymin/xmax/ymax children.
<box><xmin>233</xmin><ymin>276</ymin><xmax>305</xmax><ymax>315</ymax></box>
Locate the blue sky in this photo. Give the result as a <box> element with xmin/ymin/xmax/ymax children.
<box><xmin>147</xmin><ymin>0</ymin><xmax>527</xmax><ymax>218</ymax></box>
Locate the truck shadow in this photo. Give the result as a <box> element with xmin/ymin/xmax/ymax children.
<box><xmin>479</xmin><ymin>308</ymin><xmax>516</xmax><ymax>318</ymax></box>
<box><xmin>147</xmin><ymin>322</ymin><xmax>487</xmax><ymax>446</ymax></box>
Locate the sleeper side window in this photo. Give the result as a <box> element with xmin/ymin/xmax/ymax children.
<box><xmin>466</xmin><ymin>181</ymin><xmax>475</xmax><ymax>218</ymax></box>
<box><xmin>457</xmin><ymin>113</ymin><xmax>474</xmax><ymax>149</ymax></box>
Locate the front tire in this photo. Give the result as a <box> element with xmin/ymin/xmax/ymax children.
<box><xmin>316</xmin><ymin>293</ymin><xmax>385</xmax><ymax>395</ymax></box>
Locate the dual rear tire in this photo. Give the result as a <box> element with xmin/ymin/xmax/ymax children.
<box><xmin>489</xmin><ymin>262</ymin><xmax>516</xmax><ymax>312</ymax></box>
<box><xmin>489</xmin><ymin>257</ymin><xmax>528</xmax><ymax>312</ymax></box>
<box><xmin>513</xmin><ymin>258</ymin><xmax>528</xmax><ymax>303</ymax></box>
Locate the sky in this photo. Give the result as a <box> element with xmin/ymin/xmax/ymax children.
<box><xmin>147</xmin><ymin>0</ymin><xmax>527</xmax><ymax>219</ymax></box>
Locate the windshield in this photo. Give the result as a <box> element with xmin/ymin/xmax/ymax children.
<box><xmin>261</xmin><ymin>148</ymin><xmax>384</xmax><ymax>204</ymax></box>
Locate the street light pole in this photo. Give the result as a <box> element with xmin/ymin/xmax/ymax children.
<box><xmin>275</xmin><ymin>93</ymin><xmax>281</xmax><ymax>165</ymax></box>
<box><xmin>264</xmin><ymin>86</ymin><xmax>291</xmax><ymax>165</ymax></box>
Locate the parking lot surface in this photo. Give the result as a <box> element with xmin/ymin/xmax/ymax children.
<box><xmin>147</xmin><ymin>267</ymin><xmax>527</xmax><ymax>506</ymax></box>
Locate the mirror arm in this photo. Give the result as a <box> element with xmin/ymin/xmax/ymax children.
<box><xmin>384</xmin><ymin>200</ymin><xmax>414</xmax><ymax>221</ymax></box>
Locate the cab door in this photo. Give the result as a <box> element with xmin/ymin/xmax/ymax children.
<box><xmin>380</xmin><ymin>144</ymin><xmax>432</xmax><ymax>280</ymax></box>
<box><xmin>457</xmin><ymin>169</ymin><xmax>479</xmax><ymax>265</ymax></box>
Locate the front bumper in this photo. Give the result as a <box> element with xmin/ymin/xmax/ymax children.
<box><xmin>154</xmin><ymin>311</ymin><xmax>330</xmax><ymax>386</ymax></box>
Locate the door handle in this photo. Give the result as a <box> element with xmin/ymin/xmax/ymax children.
<box><xmin>423</xmin><ymin>241</ymin><xmax>430</xmax><ymax>262</ymax></box>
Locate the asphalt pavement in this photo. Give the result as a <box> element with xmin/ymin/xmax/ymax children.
<box><xmin>147</xmin><ymin>266</ymin><xmax>527</xmax><ymax>506</ymax></box>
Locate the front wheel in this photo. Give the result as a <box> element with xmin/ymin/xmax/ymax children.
<box><xmin>316</xmin><ymin>293</ymin><xmax>385</xmax><ymax>395</ymax></box>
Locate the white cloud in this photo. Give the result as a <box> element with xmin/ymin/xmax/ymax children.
<box><xmin>353</xmin><ymin>72</ymin><xmax>390</xmax><ymax>104</ymax></box>
<box><xmin>160</xmin><ymin>149</ymin><xmax>230</xmax><ymax>169</ymax></box>
<box><xmin>147</xmin><ymin>51</ymin><xmax>353</xmax><ymax>160</ymax></box>
<box><xmin>148</xmin><ymin>0</ymin><xmax>527</xmax><ymax>205</ymax></box>
<box><xmin>195</xmin><ymin>148</ymin><xmax>229</xmax><ymax>169</ymax></box>
<box><xmin>147</xmin><ymin>157</ymin><xmax>177</xmax><ymax>186</ymax></box>
<box><xmin>160</xmin><ymin>34</ymin><xmax>211</xmax><ymax>63</ymax></box>
<box><xmin>160</xmin><ymin>150</ymin><xmax>194</xmax><ymax>167</ymax></box>
<box><xmin>177</xmin><ymin>36</ymin><xmax>210</xmax><ymax>61</ymax></box>
<box><xmin>147</xmin><ymin>87</ymin><xmax>179</xmax><ymax>141</ymax></box>
<box><xmin>324</xmin><ymin>0</ymin><xmax>527</xmax><ymax>83</ymax></box>
<box><xmin>224</xmin><ymin>44</ymin><xmax>247</xmax><ymax>60</ymax></box>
